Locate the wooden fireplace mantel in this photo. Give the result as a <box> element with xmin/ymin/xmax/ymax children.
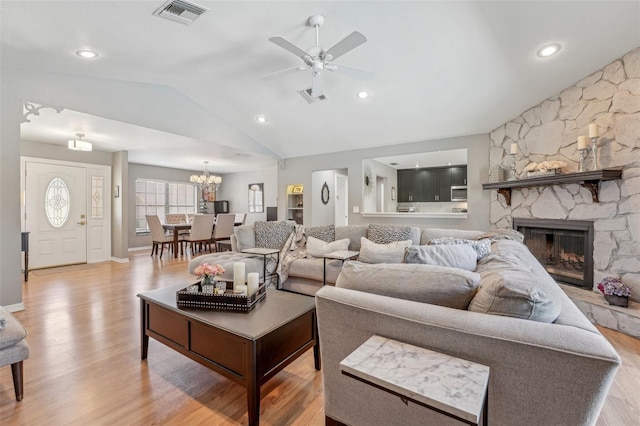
<box><xmin>482</xmin><ymin>168</ymin><xmax>623</xmax><ymax>206</ymax></box>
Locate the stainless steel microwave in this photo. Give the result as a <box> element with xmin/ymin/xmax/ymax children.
<box><xmin>451</xmin><ymin>186</ymin><xmax>467</xmax><ymax>201</ymax></box>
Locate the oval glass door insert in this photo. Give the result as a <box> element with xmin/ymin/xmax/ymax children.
<box><xmin>45</xmin><ymin>177</ymin><xmax>71</xmax><ymax>228</ymax></box>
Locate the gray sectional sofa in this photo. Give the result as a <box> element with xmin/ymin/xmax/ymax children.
<box><xmin>188</xmin><ymin>221</ymin><xmax>620</xmax><ymax>425</ymax></box>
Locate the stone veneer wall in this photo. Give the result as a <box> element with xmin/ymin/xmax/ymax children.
<box><xmin>488</xmin><ymin>47</ymin><xmax>640</xmax><ymax>302</ymax></box>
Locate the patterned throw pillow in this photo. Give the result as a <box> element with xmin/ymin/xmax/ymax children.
<box><xmin>428</xmin><ymin>237</ymin><xmax>491</xmax><ymax>261</ymax></box>
<box><xmin>367</xmin><ymin>224</ymin><xmax>413</xmax><ymax>244</ymax></box>
<box><xmin>254</xmin><ymin>221</ymin><xmax>293</xmax><ymax>249</ymax></box>
<box><xmin>305</xmin><ymin>224</ymin><xmax>335</xmax><ymax>242</ymax></box>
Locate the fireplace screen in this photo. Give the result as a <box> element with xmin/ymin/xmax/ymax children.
<box><xmin>515</xmin><ymin>219</ymin><xmax>593</xmax><ymax>290</ymax></box>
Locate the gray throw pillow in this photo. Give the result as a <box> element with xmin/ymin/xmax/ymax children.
<box><xmin>254</xmin><ymin>221</ymin><xmax>293</xmax><ymax>249</ymax></box>
<box><xmin>404</xmin><ymin>244</ymin><xmax>477</xmax><ymax>271</ymax></box>
<box><xmin>336</xmin><ymin>261</ymin><xmax>481</xmax><ymax>310</ymax></box>
<box><xmin>468</xmin><ymin>269</ymin><xmax>562</xmax><ymax>323</ymax></box>
<box><xmin>305</xmin><ymin>224</ymin><xmax>335</xmax><ymax>242</ymax></box>
<box><xmin>359</xmin><ymin>237</ymin><xmax>412</xmax><ymax>264</ymax></box>
<box><xmin>429</xmin><ymin>237</ymin><xmax>491</xmax><ymax>260</ymax></box>
<box><xmin>367</xmin><ymin>224</ymin><xmax>413</xmax><ymax>244</ymax></box>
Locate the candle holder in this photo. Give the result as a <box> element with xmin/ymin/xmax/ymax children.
<box><xmin>578</xmin><ymin>149</ymin><xmax>587</xmax><ymax>172</ymax></box>
<box><xmin>509</xmin><ymin>154</ymin><xmax>517</xmax><ymax>180</ymax></box>
<box><xmin>590</xmin><ymin>137</ymin><xmax>598</xmax><ymax>170</ymax></box>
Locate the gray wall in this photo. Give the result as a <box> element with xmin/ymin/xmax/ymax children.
<box><xmin>278</xmin><ymin>134</ymin><xmax>491</xmax><ymax>231</ymax></box>
<box><xmin>216</xmin><ymin>167</ymin><xmax>278</xmax><ymax>225</ymax></box>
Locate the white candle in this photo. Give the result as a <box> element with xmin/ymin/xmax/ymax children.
<box><xmin>247</xmin><ymin>272</ymin><xmax>259</xmax><ymax>296</ymax></box>
<box><xmin>233</xmin><ymin>262</ymin><xmax>245</xmax><ymax>291</ymax></box>
<box><xmin>588</xmin><ymin>123</ymin><xmax>599</xmax><ymax>138</ymax></box>
<box><xmin>577</xmin><ymin>135</ymin><xmax>587</xmax><ymax>150</ymax></box>
<box><xmin>510</xmin><ymin>143</ymin><xmax>518</xmax><ymax>155</ymax></box>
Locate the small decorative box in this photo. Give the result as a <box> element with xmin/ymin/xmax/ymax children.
<box><xmin>176</xmin><ymin>281</ymin><xmax>266</xmax><ymax>311</ymax></box>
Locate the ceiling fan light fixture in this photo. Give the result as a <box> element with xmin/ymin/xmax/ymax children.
<box><xmin>76</xmin><ymin>49</ymin><xmax>99</xmax><ymax>59</ymax></box>
<box><xmin>537</xmin><ymin>43</ymin><xmax>561</xmax><ymax>58</ymax></box>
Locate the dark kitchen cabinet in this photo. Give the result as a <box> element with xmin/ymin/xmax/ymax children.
<box><xmin>397</xmin><ymin>165</ymin><xmax>466</xmax><ymax>203</ymax></box>
<box><xmin>450</xmin><ymin>166</ymin><xmax>467</xmax><ymax>186</ymax></box>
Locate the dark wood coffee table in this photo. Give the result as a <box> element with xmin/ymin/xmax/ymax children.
<box><xmin>138</xmin><ymin>285</ymin><xmax>319</xmax><ymax>425</ymax></box>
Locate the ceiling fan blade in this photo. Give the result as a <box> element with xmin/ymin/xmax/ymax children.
<box><xmin>268</xmin><ymin>36</ymin><xmax>312</xmax><ymax>60</ymax></box>
<box><xmin>324</xmin><ymin>31</ymin><xmax>367</xmax><ymax>61</ymax></box>
<box><xmin>328</xmin><ymin>63</ymin><xmax>374</xmax><ymax>81</ymax></box>
<box><xmin>311</xmin><ymin>73</ymin><xmax>324</xmax><ymax>98</ymax></box>
<box><xmin>261</xmin><ymin>66</ymin><xmax>307</xmax><ymax>80</ymax></box>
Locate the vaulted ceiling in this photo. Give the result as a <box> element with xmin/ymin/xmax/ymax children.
<box><xmin>3</xmin><ymin>1</ymin><xmax>639</xmax><ymax>172</ymax></box>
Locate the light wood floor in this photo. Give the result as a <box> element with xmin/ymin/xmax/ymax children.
<box><xmin>1</xmin><ymin>251</ymin><xmax>639</xmax><ymax>425</ymax></box>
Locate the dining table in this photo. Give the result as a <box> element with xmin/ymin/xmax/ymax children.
<box><xmin>162</xmin><ymin>223</ymin><xmax>191</xmax><ymax>258</ymax></box>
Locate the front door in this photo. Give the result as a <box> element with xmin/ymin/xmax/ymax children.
<box><xmin>25</xmin><ymin>162</ymin><xmax>88</xmax><ymax>269</ymax></box>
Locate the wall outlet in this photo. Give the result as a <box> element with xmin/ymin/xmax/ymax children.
<box><xmin>353</xmin><ymin>206</ymin><xmax>360</xmax><ymax>213</ymax></box>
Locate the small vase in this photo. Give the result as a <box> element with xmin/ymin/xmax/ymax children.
<box><xmin>198</xmin><ymin>275</ymin><xmax>216</xmax><ymax>292</ymax></box>
<box><xmin>605</xmin><ymin>294</ymin><xmax>628</xmax><ymax>308</ymax></box>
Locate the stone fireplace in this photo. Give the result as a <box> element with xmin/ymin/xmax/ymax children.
<box><xmin>514</xmin><ymin>219</ymin><xmax>594</xmax><ymax>290</ymax></box>
<box><xmin>488</xmin><ymin>47</ymin><xmax>640</xmax><ymax>302</ymax></box>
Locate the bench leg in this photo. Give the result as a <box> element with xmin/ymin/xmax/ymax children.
<box><xmin>11</xmin><ymin>361</ymin><xmax>24</xmax><ymax>401</ymax></box>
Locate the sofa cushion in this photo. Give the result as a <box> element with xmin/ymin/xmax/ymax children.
<box><xmin>288</xmin><ymin>258</ymin><xmax>343</xmax><ymax>284</ymax></box>
<box><xmin>233</xmin><ymin>224</ymin><xmax>256</xmax><ymax>252</ymax></box>
<box><xmin>367</xmin><ymin>224</ymin><xmax>420</xmax><ymax>245</ymax></box>
<box><xmin>254</xmin><ymin>221</ymin><xmax>293</xmax><ymax>249</ymax></box>
<box><xmin>336</xmin><ymin>225</ymin><xmax>368</xmax><ymax>251</ymax></box>
<box><xmin>336</xmin><ymin>261</ymin><xmax>481</xmax><ymax>309</ymax></box>
<box><xmin>305</xmin><ymin>224</ymin><xmax>335</xmax><ymax>242</ymax></box>
<box><xmin>306</xmin><ymin>236</ymin><xmax>350</xmax><ymax>258</ymax></box>
<box><xmin>420</xmin><ymin>228</ymin><xmax>486</xmax><ymax>245</ymax></box>
<box><xmin>468</xmin><ymin>269</ymin><xmax>562</xmax><ymax>323</ymax></box>
<box><xmin>359</xmin><ymin>237</ymin><xmax>412</xmax><ymax>264</ymax></box>
<box><xmin>429</xmin><ymin>237</ymin><xmax>491</xmax><ymax>260</ymax></box>
<box><xmin>404</xmin><ymin>244</ymin><xmax>477</xmax><ymax>271</ymax></box>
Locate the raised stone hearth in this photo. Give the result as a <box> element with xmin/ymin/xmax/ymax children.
<box><xmin>562</xmin><ymin>284</ymin><xmax>640</xmax><ymax>339</ymax></box>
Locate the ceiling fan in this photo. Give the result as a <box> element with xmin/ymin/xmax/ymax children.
<box><xmin>263</xmin><ymin>14</ymin><xmax>373</xmax><ymax>99</ymax></box>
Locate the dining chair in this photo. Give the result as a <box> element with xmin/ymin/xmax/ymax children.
<box><xmin>146</xmin><ymin>215</ymin><xmax>175</xmax><ymax>258</ymax></box>
<box><xmin>166</xmin><ymin>213</ymin><xmax>187</xmax><ymax>224</ymax></box>
<box><xmin>183</xmin><ymin>214</ymin><xmax>216</xmax><ymax>254</ymax></box>
<box><xmin>211</xmin><ymin>213</ymin><xmax>236</xmax><ymax>252</ymax></box>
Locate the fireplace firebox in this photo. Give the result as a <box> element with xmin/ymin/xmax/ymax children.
<box><xmin>513</xmin><ymin>219</ymin><xmax>594</xmax><ymax>290</ymax></box>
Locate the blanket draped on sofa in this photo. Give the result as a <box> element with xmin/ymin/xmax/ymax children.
<box><xmin>277</xmin><ymin>225</ymin><xmax>307</xmax><ymax>286</ymax></box>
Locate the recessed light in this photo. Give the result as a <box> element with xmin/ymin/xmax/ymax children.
<box><xmin>537</xmin><ymin>43</ymin><xmax>561</xmax><ymax>58</ymax></box>
<box><xmin>256</xmin><ymin>115</ymin><xmax>268</xmax><ymax>124</ymax></box>
<box><xmin>76</xmin><ymin>49</ymin><xmax>99</xmax><ymax>59</ymax></box>
<box><xmin>356</xmin><ymin>90</ymin><xmax>369</xmax><ymax>100</ymax></box>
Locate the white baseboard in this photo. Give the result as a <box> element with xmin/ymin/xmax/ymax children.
<box><xmin>3</xmin><ymin>302</ymin><xmax>26</xmax><ymax>312</ymax></box>
<box><xmin>111</xmin><ymin>257</ymin><xmax>129</xmax><ymax>263</ymax></box>
<box><xmin>129</xmin><ymin>246</ymin><xmax>151</xmax><ymax>252</ymax></box>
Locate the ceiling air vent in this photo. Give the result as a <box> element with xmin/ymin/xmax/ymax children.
<box><xmin>298</xmin><ymin>88</ymin><xmax>327</xmax><ymax>104</ymax></box>
<box><xmin>153</xmin><ymin>0</ymin><xmax>209</xmax><ymax>25</ymax></box>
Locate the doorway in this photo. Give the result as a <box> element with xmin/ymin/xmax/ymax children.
<box><xmin>335</xmin><ymin>173</ymin><xmax>348</xmax><ymax>226</ymax></box>
<box><xmin>22</xmin><ymin>158</ymin><xmax>112</xmax><ymax>269</ymax></box>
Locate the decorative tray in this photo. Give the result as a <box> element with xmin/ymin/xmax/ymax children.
<box><xmin>526</xmin><ymin>169</ymin><xmax>561</xmax><ymax>177</ymax></box>
<box><xmin>176</xmin><ymin>281</ymin><xmax>266</xmax><ymax>311</ymax></box>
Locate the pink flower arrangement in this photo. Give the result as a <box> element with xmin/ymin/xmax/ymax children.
<box><xmin>194</xmin><ymin>263</ymin><xmax>225</xmax><ymax>280</ymax></box>
<box><xmin>597</xmin><ymin>277</ymin><xmax>631</xmax><ymax>297</ymax></box>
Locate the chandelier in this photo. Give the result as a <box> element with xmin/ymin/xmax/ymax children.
<box><xmin>190</xmin><ymin>161</ymin><xmax>222</xmax><ymax>191</ymax></box>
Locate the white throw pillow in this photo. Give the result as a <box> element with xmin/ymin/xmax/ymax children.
<box><xmin>359</xmin><ymin>237</ymin><xmax>412</xmax><ymax>264</ymax></box>
<box><xmin>306</xmin><ymin>236</ymin><xmax>350</xmax><ymax>257</ymax></box>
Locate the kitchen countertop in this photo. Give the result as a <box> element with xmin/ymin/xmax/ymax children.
<box><xmin>361</xmin><ymin>212</ymin><xmax>467</xmax><ymax>219</ymax></box>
